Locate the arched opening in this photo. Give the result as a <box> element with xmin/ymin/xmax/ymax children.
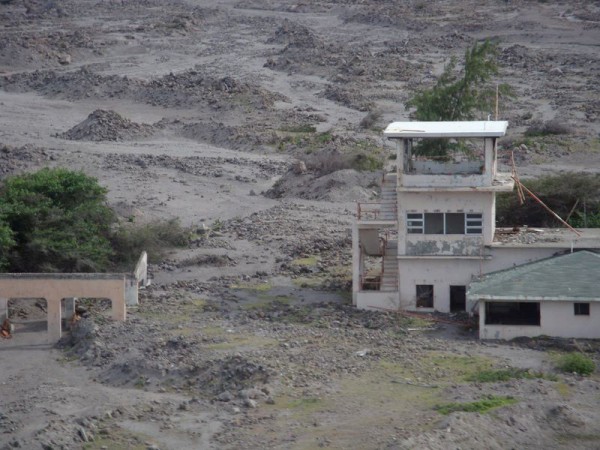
<box><xmin>7</xmin><ymin>298</ymin><xmax>48</xmax><ymax>343</ymax></box>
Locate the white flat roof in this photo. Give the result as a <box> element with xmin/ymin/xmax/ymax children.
<box><xmin>384</xmin><ymin>121</ymin><xmax>508</xmax><ymax>138</ymax></box>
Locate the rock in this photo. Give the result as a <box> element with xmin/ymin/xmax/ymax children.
<box><xmin>217</xmin><ymin>391</ymin><xmax>234</xmax><ymax>402</ymax></box>
<box><xmin>78</xmin><ymin>427</ymin><xmax>89</xmax><ymax>442</ymax></box>
<box><xmin>243</xmin><ymin>398</ymin><xmax>258</xmax><ymax>408</ymax></box>
<box><xmin>57</xmin><ymin>53</ymin><xmax>71</xmax><ymax>65</ymax></box>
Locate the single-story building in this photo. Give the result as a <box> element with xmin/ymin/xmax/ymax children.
<box><xmin>467</xmin><ymin>250</ymin><xmax>600</xmax><ymax>340</ymax></box>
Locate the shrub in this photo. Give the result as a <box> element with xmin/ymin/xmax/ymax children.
<box><xmin>525</xmin><ymin>120</ymin><xmax>569</xmax><ymax>137</ymax></box>
<box><xmin>111</xmin><ymin>218</ymin><xmax>190</xmax><ymax>268</ymax></box>
<box><xmin>496</xmin><ymin>173</ymin><xmax>600</xmax><ymax>228</ymax></box>
<box><xmin>300</xmin><ymin>151</ymin><xmax>351</xmax><ymax>175</ymax></box>
<box><xmin>359</xmin><ymin>110</ymin><xmax>382</xmax><ymax>130</ymax></box>
<box><xmin>557</xmin><ymin>353</ymin><xmax>595</xmax><ymax>376</ymax></box>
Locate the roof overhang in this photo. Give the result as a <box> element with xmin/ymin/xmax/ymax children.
<box><xmin>384</xmin><ymin>121</ymin><xmax>508</xmax><ymax>139</ymax></box>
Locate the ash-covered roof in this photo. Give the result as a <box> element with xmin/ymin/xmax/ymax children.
<box><xmin>468</xmin><ymin>250</ymin><xmax>600</xmax><ymax>301</ymax></box>
<box><xmin>384</xmin><ymin>121</ymin><xmax>508</xmax><ymax>138</ymax></box>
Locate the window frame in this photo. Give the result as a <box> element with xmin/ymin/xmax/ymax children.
<box><xmin>574</xmin><ymin>302</ymin><xmax>590</xmax><ymax>316</ymax></box>
<box><xmin>406</xmin><ymin>212</ymin><xmax>483</xmax><ymax>235</ymax></box>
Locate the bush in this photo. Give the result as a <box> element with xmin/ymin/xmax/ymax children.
<box><xmin>0</xmin><ymin>168</ymin><xmax>116</xmax><ymax>272</ymax></box>
<box><xmin>496</xmin><ymin>173</ymin><xmax>600</xmax><ymax>227</ymax></box>
<box><xmin>111</xmin><ymin>218</ymin><xmax>190</xmax><ymax>268</ymax></box>
<box><xmin>300</xmin><ymin>151</ymin><xmax>351</xmax><ymax>175</ymax></box>
<box><xmin>359</xmin><ymin>110</ymin><xmax>382</xmax><ymax>130</ymax></box>
<box><xmin>525</xmin><ymin>120</ymin><xmax>569</xmax><ymax>137</ymax></box>
<box><xmin>466</xmin><ymin>368</ymin><xmax>556</xmax><ymax>383</ymax></box>
<box><xmin>557</xmin><ymin>353</ymin><xmax>595</xmax><ymax>376</ymax></box>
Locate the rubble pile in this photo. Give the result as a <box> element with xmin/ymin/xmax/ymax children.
<box><xmin>0</xmin><ymin>67</ymin><xmax>287</xmax><ymax>110</ymax></box>
<box><xmin>0</xmin><ymin>144</ymin><xmax>54</xmax><ymax>179</ymax></box>
<box><xmin>58</xmin><ymin>109</ymin><xmax>154</xmax><ymax>142</ymax></box>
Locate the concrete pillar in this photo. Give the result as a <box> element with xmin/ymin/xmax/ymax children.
<box><xmin>46</xmin><ymin>297</ymin><xmax>62</xmax><ymax>343</ymax></box>
<box><xmin>125</xmin><ymin>277</ymin><xmax>139</xmax><ymax>306</ymax></box>
<box><xmin>0</xmin><ymin>298</ymin><xmax>7</xmax><ymax>321</ymax></box>
<box><xmin>352</xmin><ymin>224</ymin><xmax>360</xmax><ymax>306</ymax></box>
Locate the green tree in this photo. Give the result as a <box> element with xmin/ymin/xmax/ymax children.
<box><xmin>0</xmin><ymin>168</ymin><xmax>116</xmax><ymax>272</ymax></box>
<box><xmin>406</xmin><ymin>40</ymin><xmax>513</xmax><ymax>157</ymax></box>
<box><xmin>0</xmin><ymin>217</ymin><xmax>14</xmax><ymax>269</ymax></box>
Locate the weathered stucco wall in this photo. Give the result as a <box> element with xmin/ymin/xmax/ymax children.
<box><xmin>356</xmin><ymin>292</ymin><xmax>399</xmax><ymax>311</ymax></box>
<box><xmin>479</xmin><ymin>301</ymin><xmax>600</xmax><ymax>340</ymax></box>
<box><xmin>0</xmin><ymin>274</ymin><xmax>127</xmax><ymax>343</ymax></box>
<box><xmin>398</xmin><ymin>191</ymin><xmax>496</xmax><ymax>255</ymax></box>
<box><xmin>398</xmin><ymin>246</ymin><xmax>562</xmax><ymax>313</ymax></box>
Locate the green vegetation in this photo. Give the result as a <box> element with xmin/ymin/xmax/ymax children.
<box><xmin>557</xmin><ymin>353</ymin><xmax>595</xmax><ymax>376</ymax></box>
<box><xmin>0</xmin><ymin>168</ymin><xmax>191</xmax><ymax>272</ymax></box>
<box><xmin>279</xmin><ymin>124</ymin><xmax>317</xmax><ymax>133</ymax></box>
<box><xmin>435</xmin><ymin>395</ymin><xmax>518</xmax><ymax>415</ymax></box>
<box><xmin>0</xmin><ymin>168</ymin><xmax>116</xmax><ymax>272</ymax></box>
<box><xmin>111</xmin><ymin>218</ymin><xmax>189</xmax><ymax>268</ymax></box>
<box><xmin>466</xmin><ymin>367</ymin><xmax>557</xmax><ymax>383</ymax></box>
<box><xmin>406</xmin><ymin>40</ymin><xmax>513</xmax><ymax>158</ymax></box>
<box><xmin>496</xmin><ymin>173</ymin><xmax>600</xmax><ymax>228</ymax></box>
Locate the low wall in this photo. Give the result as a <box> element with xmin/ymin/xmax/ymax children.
<box><xmin>0</xmin><ymin>273</ymin><xmax>128</xmax><ymax>343</ymax></box>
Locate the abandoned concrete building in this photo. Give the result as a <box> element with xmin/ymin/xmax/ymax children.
<box><xmin>352</xmin><ymin>120</ymin><xmax>600</xmax><ymax>338</ymax></box>
<box><xmin>0</xmin><ymin>252</ymin><xmax>149</xmax><ymax>343</ymax></box>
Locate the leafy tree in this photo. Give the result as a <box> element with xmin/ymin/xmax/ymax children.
<box><xmin>406</xmin><ymin>40</ymin><xmax>513</xmax><ymax>157</ymax></box>
<box><xmin>0</xmin><ymin>217</ymin><xmax>14</xmax><ymax>269</ymax></box>
<box><xmin>0</xmin><ymin>168</ymin><xmax>116</xmax><ymax>272</ymax></box>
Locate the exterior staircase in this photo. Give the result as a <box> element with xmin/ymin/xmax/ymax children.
<box><xmin>380</xmin><ymin>240</ymin><xmax>398</xmax><ymax>292</ymax></box>
<box><xmin>380</xmin><ymin>174</ymin><xmax>397</xmax><ymax>221</ymax></box>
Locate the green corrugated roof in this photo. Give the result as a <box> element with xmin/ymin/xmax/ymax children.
<box><xmin>468</xmin><ymin>251</ymin><xmax>600</xmax><ymax>301</ymax></box>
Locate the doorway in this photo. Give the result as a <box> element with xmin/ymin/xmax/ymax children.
<box><xmin>450</xmin><ymin>286</ymin><xmax>466</xmax><ymax>312</ymax></box>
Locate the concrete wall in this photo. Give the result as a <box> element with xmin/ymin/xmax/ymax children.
<box><xmin>0</xmin><ymin>274</ymin><xmax>127</xmax><ymax>343</ymax></box>
<box><xmin>398</xmin><ymin>246</ymin><xmax>562</xmax><ymax>313</ymax></box>
<box><xmin>480</xmin><ymin>300</ymin><xmax>600</xmax><ymax>340</ymax></box>
<box><xmin>398</xmin><ymin>191</ymin><xmax>496</xmax><ymax>254</ymax></box>
<box><xmin>356</xmin><ymin>292</ymin><xmax>399</xmax><ymax>311</ymax></box>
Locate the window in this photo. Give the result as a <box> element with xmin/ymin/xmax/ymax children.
<box><xmin>416</xmin><ymin>285</ymin><xmax>433</xmax><ymax>308</ymax></box>
<box><xmin>446</xmin><ymin>213</ymin><xmax>465</xmax><ymax>234</ymax></box>
<box><xmin>485</xmin><ymin>302</ymin><xmax>540</xmax><ymax>326</ymax></box>
<box><xmin>466</xmin><ymin>213</ymin><xmax>483</xmax><ymax>234</ymax></box>
<box><xmin>574</xmin><ymin>303</ymin><xmax>590</xmax><ymax>316</ymax></box>
<box><xmin>424</xmin><ymin>213</ymin><xmax>444</xmax><ymax>234</ymax></box>
<box><xmin>406</xmin><ymin>212</ymin><xmax>482</xmax><ymax>235</ymax></box>
<box><xmin>407</xmin><ymin>213</ymin><xmax>424</xmax><ymax>234</ymax></box>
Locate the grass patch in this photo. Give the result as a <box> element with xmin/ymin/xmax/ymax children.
<box><xmin>231</xmin><ymin>281</ymin><xmax>273</xmax><ymax>292</ymax></box>
<box><xmin>204</xmin><ymin>333</ymin><xmax>276</xmax><ymax>351</ymax></box>
<box><xmin>466</xmin><ymin>367</ymin><xmax>557</xmax><ymax>383</ymax></box>
<box><xmin>435</xmin><ymin>395</ymin><xmax>518</xmax><ymax>415</ymax></box>
<box><xmin>557</xmin><ymin>353</ymin><xmax>595</xmax><ymax>376</ymax></box>
<box><xmin>555</xmin><ymin>382</ymin><xmax>571</xmax><ymax>397</ymax></box>
<box><xmin>279</xmin><ymin>124</ymin><xmax>317</xmax><ymax>133</ymax></box>
<box><xmin>291</xmin><ymin>255</ymin><xmax>318</xmax><ymax>266</ymax></box>
<box><xmin>242</xmin><ymin>295</ymin><xmax>292</xmax><ymax>310</ymax></box>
